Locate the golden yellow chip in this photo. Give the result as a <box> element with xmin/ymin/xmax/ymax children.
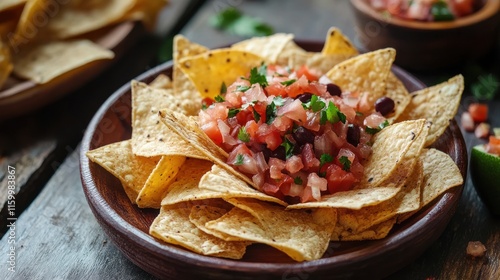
<box><xmin>178</xmin><ymin>48</ymin><xmax>265</xmax><ymax>98</ymax></box>
<box><xmin>125</xmin><ymin>0</ymin><xmax>169</xmax><ymax>30</ymax></box>
<box><xmin>287</xmin><ymin>51</ymin><xmax>352</xmax><ymax>74</ymax></box>
<box><xmin>131</xmin><ymin>80</ymin><xmax>205</xmax><ymax>158</ymax></box>
<box><xmin>150</xmin><ymin>204</ymin><xmax>248</xmax><ymax>259</ymax></box>
<box><xmin>396</xmin><ymin>75</ymin><xmax>464</xmax><ymax>146</ymax></box>
<box><xmin>206</xmin><ymin>198</ymin><xmax>337</xmax><ymax>262</ymax></box>
<box><xmin>148</xmin><ymin>73</ymin><xmax>172</xmax><ymax>90</ymax></box>
<box><xmin>12</xmin><ymin>39</ymin><xmax>114</xmax><ymax>84</ymax></box>
<box><xmin>189</xmin><ymin>204</ymin><xmax>248</xmax><ymax>242</ymax></box>
<box><xmin>136</xmin><ymin>155</ymin><xmax>186</xmax><ymax>209</ymax></box>
<box><xmin>231</xmin><ymin>33</ymin><xmax>294</xmax><ymax>63</ymax></box>
<box><xmin>10</xmin><ymin>0</ymin><xmax>48</xmax><ymax>47</ymax></box>
<box><xmin>321</xmin><ymin>27</ymin><xmax>358</xmax><ymax>56</ymax></box>
<box><xmin>86</xmin><ymin>140</ymin><xmax>160</xmax><ymax>203</ymax></box>
<box><xmin>326</xmin><ymin>48</ymin><xmax>396</xmax><ymax>109</ymax></box>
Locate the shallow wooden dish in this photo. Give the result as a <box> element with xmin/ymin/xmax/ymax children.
<box><xmin>349</xmin><ymin>0</ymin><xmax>500</xmax><ymax>71</ymax></box>
<box><xmin>79</xmin><ymin>41</ymin><xmax>467</xmax><ymax>280</ymax></box>
<box><xmin>0</xmin><ymin>21</ymin><xmax>143</xmax><ymax>121</ymax></box>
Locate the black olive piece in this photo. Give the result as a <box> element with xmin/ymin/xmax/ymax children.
<box><xmin>326</xmin><ymin>83</ymin><xmax>342</xmax><ymax>96</ymax></box>
<box><xmin>270</xmin><ymin>146</ymin><xmax>286</xmax><ymax>161</ymax></box>
<box><xmin>347</xmin><ymin>124</ymin><xmax>360</xmax><ymax>147</ymax></box>
<box><xmin>292</xmin><ymin>127</ymin><xmax>315</xmax><ymax>146</ymax></box>
<box><xmin>375</xmin><ymin>96</ymin><xmax>395</xmax><ymax>116</ymax></box>
<box><xmin>296</xmin><ymin>93</ymin><xmax>313</xmax><ymax>103</ymax></box>
<box><xmin>261</xmin><ymin>145</ymin><xmax>272</xmax><ymax>162</ymax></box>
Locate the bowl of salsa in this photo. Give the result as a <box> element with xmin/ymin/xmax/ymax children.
<box><xmin>349</xmin><ymin>0</ymin><xmax>500</xmax><ymax>70</ymax></box>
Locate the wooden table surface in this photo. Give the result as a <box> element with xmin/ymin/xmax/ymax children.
<box><xmin>1</xmin><ymin>0</ymin><xmax>499</xmax><ymax>279</ymax></box>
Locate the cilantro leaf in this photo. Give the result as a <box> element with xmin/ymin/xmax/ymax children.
<box><xmin>302</xmin><ymin>95</ymin><xmax>325</xmax><ymax>112</ymax></box>
<box><xmin>365</xmin><ymin>120</ymin><xmax>390</xmax><ymax>135</ymax></box>
<box><xmin>238</xmin><ymin>127</ymin><xmax>250</xmax><ymax>143</ymax></box>
<box><xmin>228</xmin><ymin>108</ymin><xmax>240</xmax><ymax>118</ymax></box>
<box><xmin>248</xmin><ymin>65</ymin><xmax>268</xmax><ymax>87</ymax></box>
<box><xmin>281</xmin><ymin>137</ymin><xmax>295</xmax><ymax>159</ymax></box>
<box><xmin>265</xmin><ymin>101</ymin><xmax>277</xmax><ymax>124</ymax></box>
<box><xmin>294</xmin><ymin>176</ymin><xmax>303</xmax><ymax>185</ymax></box>
<box><xmin>220</xmin><ymin>82</ymin><xmax>227</xmax><ymax>94</ymax></box>
<box><xmin>471</xmin><ymin>74</ymin><xmax>499</xmax><ymax>101</ymax></box>
<box><xmin>320</xmin><ymin>101</ymin><xmax>345</xmax><ymax>124</ymax></box>
<box><xmin>253</xmin><ymin>107</ymin><xmax>261</xmax><ymax>122</ymax></box>
<box><xmin>214</xmin><ymin>95</ymin><xmax>225</xmax><ymax>102</ymax></box>
<box><xmin>234</xmin><ymin>154</ymin><xmax>245</xmax><ymax>165</ymax></box>
<box><xmin>339</xmin><ymin>156</ymin><xmax>351</xmax><ymax>171</ymax></box>
<box><xmin>210</xmin><ymin>7</ymin><xmax>274</xmax><ymax>37</ymax></box>
<box><xmin>281</xmin><ymin>79</ymin><xmax>296</xmax><ymax>86</ymax></box>
<box><xmin>320</xmin><ymin>153</ymin><xmax>333</xmax><ymax>166</ymax></box>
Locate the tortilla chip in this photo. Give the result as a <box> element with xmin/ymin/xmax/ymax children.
<box><xmin>325</xmin><ymin>48</ymin><xmax>396</xmax><ymax>108</ymax></box>
<box><xmin>189</xmin><ymin>204</ymin><xmax>247</xmax><ymax>242</ymax></box>
<box><xmin>177</xmin><ymin>48</ymin><xmax>265</xmax><ymax>99</ymax></box>
<box><xmin>231</xmin><ymin>33</ymin><xmax>294</xmax><ymax>63</ymax></box>
<box><xmin>46</xmin><ymin>0</ymin><xmax>136</xmax><ymax>39</ymax></box>
<box><xmin>206</xmin><ymin>198</ymin><xmax>337</xmax><ymax>262</ymax></box>
<box><xmin>419</xmin><ymin>148</ymin><xmax>463</xmax><ymax>205</ymax></box>
<box><xmin>124</xmin><ymin>0</ymin><xmax>169</xmax><ymax>30</ymax></box>
<box><xmin>150</xmin><ymin>204</ymin><xmax>248</xmax><ymax>259</ymax></box>
<box><xmin>199</xmin><ymin>165</ymin><xmax>287</xmax><ymax>206</ymax></box>
<box><xmin>287</xmin><ymin>52</ymin><xmax>352</xmax><ymax>74</ymax></box>
<box><xmin>0</xmin><ymin>0</ymin><xmax>25</xmax><ymax>12</ymax></box>
<box><xmin>131</xmin><ymin>80</ymin><xmax>205</xmax><ymax>158</ymax></box>
<box><xmin>159</xmin><ymin>111</ymin><xmax>256</xmax><ymax>188</ymax></box>
<box><xmin>136</xmin><ymin>155</ymin><xmax>186</xmax><ymax>209</ymax></box>
<box><xmin>358</xmin><ymin>119</ymin><xmax>426</xmax><ymax>189</ymax></box>
<box><xmin>396</xmin><ymin>75</ymin><xmax>464</xmax><ymax>146</ymax></box>
<box><xmin>275</xmin><ymin>40</ymin><xmax>307</xmax><ymax>67</ymax></box>
<box><xmin>321</xmin><ymin>27</ymin><xmax>358</xmax><ymax>56</ymax></box>
<box><xmin>172</xmin><ymin>34</ymin><xmax>207</xmax><ymax>102</ymax></box>
<box><xmin>385</xmin><ymin>73</ymin><xmax>411</xmax><ymax>123</ymax></box>
<box><xmin>331</xmin><ymin>217</ymin><xmax>396</xmax><ymax>241</ymax></box>
<box><xmin>86</xmin><ymin>140</ymin><xmax>160</xmax><ymax>203</ymax></box>
<box><xmin>9</xmin><ymin>0</ymin><xmax>47</xmax><ymax>47</ymax></box>
<box><xmin>12</xmin><ymin>39</ymin><xmax>114</xmax><ymax>84</ymax></box>
<box><xmin>148</xmin><ymin>73</ymin><xmax>172</xmax><ymax>89</ymax></box>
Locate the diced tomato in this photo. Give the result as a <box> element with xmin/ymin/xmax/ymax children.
<box><xmin>205</xmin><ymin>103</ymin><xmax>229</xmax><ymax>121</ymax></box>
<box><xmin>201</xmin><ymin>97</ymin><xmax>214</xmax><ymax>108</ymax></box>
<box><xmin>251</xmin><ymin>101</ymin><xmax>267</xmax><ymax>124</ymax></box>
<box><xmin>325</xmin><ymin>164</ymin><xmax>357</xmax><ymax>193</ymax></box>
<box><xmin>296</xmin><ymin>65</ymin><xmax>320</xmax><ymax>82</ymax></box>
<box><xmin>266</xmin><ymin>81</ymin><xmax>287</xmax><ymax>97</ymax></box>
<box><xmin>301</xmin><ymin>143</ymin><xmax>320</xmax><ymax>172</ymax></box>
<box><xmin>256</xmin><ymin>124</ymin><xmax>282</xmax><ymax>150</ymax></box>
<box><xmin>286</xmin><ymin>75</ymin><xmax>310</xmax><ymax>98</ymax></box>
<box><xmin>245</xmin><ymin>120</ymin><xmax>259</xmax><ymax>138</ymax></box>
<box><xmin>486</xmin><ymin>136</ymin><xmax>500</xmax><ymax>155</ymax></box>
<box><xmin>201</xmin><ymin>120</ymin><xmax>223</xmax><ymax>145</ymax></box>
<box><xmin>451</xmin><ymin>0</ymin><xmax>474</xmax><ymax>17</ymax></box>
<box><xmin>279</xmin><ymin>99</ymin><xmax>308</xmax><ymax>123</ymax></box>
<box><xmin>225</xmin><ymin>91</ymin><xmax>244</xmax><ymax>108</ymax></box>
<box><xmin>235</xmin><ymin>108</ymin><xmax>254</xmax><ymax>125</ymax></box>
<box><xmin>468</xmin><ymin>103</ymin><xmax>488</xmax><ymax>123</ymax></box>
<box><xmin>245</xmin><ymin>84</ymin><xmax>268</xmax><ymax>102</ymax></box>
<box><xmin>273</xmin><ymin>116</ymin><xmax>294</xmax><ymax>132</ymax></box>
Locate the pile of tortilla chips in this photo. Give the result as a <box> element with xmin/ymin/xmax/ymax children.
<box><xmin>0</xmin><ymin>0</ymin><xmax>168</xmax><ymax>88</ymax></box>
<box><xmin>86</xmin><ymin>27</ymin><xmax>464</xmax><ymax>262</ymax></box>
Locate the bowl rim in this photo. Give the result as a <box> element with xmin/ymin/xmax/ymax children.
<box><xmin>350</xmin><ymin>0</ymin><xmax>500</xmax><ymax>30</ymax></box>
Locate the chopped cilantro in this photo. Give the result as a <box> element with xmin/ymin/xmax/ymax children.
<box><xmin>236</xmin><ymin>85</ymin><xmax>251</xmax><ymax>92</ymax></box>
<box><xmin>220</xmin><ymin>82</ymin><xmax>227</xmax><ymax>94</ymax></box>
<box><xmin>214</xmin><ymin>95</ymin><xmax>225</xmax><ymax>102</ymax></box>
<box><xmin>320</xmin><ymin>153</ymin><xmax>333</xmax><ymax>166</ymax></box>
<box><xmin>234</xmin><ymin>154</ymin><xmax>245</xmax><ymax>165</ymax></box>
<box><xmin>265</xmin><ymin>101</ymin><xmax>277</xmax><ymax>124</ymax></box>
<box><xmin>238</xmin><ymin>127</ymin><xmax>250</xmax><ymax>143</ymax></box>
<box><xmin>302</xmin><ymin>95</ymin><xmax>325</xmax><ymax>112</ymax></box>
<box><xmin>320</xmin><ymin>101</ymin><xmax>345</xmax><ymax>125</ymax></box>
<box><xmin>281</xmin><ymin>137</ymin><xmax>295</xmax><ymax>159</ymax></box>
<box><xmin>365</xmin><ymin>120</ymin><xmax>390</xmax><ymax>135</ymax></box>
<box><xmin>253</xmin><ymin>108</ymin><xmax>261</xmax><ymax>122</ymax></box>
<box><xmin>248</xmin><ymin>65</ymin><xmax>268</xmax><ymax>87</ymax></box>
<box><xmin>294</xmin><ymin>176</ymin><xmax>303</xmax><ymax>185</ymax></box>
<box><xmin>339</xmin><ymin>156</ymin><xmax>351</xmax><ymax>171</ymax></box>
<box><xmin>280</xmin><ymin>79</ymin><xmax>296</xmax><ymax>86</ymax></box>
<box><xmin>228</xmin><ymin>108</ymin><xmax>240</xmax><ymax>118</ymax></box>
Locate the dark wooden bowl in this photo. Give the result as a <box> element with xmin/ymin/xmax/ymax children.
<box><xmin>0</xmin><ymin>21</ymin><xmax>144</xmax><ymax>121</ymax></box>
<box><xmin>349</xmin><ymin>0</ymin><xmax>500</xmax><ymax>71</ymax></box>
<box><xmin>79</xmin><ymin>41</ymin><xmax>468</xmax><ymax>280</ymax></box>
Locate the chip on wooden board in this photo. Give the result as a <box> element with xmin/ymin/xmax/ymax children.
<box><xmin>12</xmin><ymin>39</ymin><xmax>114</xmax><ymax>84</ymax></box>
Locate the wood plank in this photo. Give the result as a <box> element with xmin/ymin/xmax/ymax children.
<box><xmin>0</xmin><ymin>146</ymin><xmax>156</xmax><ymax>279</ymax></box>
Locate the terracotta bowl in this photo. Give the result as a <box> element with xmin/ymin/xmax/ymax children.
<box><xmin>79</xmin><ymin>41</ymin><xmax>467</xmax><ymax>279</ymax></box>
<box><xmin>349</xmin><ymin>0</ymin><xmax>500</xmax><ymax>71</ymax></box>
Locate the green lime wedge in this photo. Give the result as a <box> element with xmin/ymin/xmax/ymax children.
<box><xmin>470</xmin><ymin>144</ymin><xmax>500</xmax><ymax>215</ymax></box>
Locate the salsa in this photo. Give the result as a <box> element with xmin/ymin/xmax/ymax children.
<box><xmin>199</xmin><ymin>64</ymin><xmax>393</xmax><ymax>203</ymax></box>
<box><xmin>370</xmin><ymin>0</ymin><xmax>478</xmax><ymax>21</ymax></box>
